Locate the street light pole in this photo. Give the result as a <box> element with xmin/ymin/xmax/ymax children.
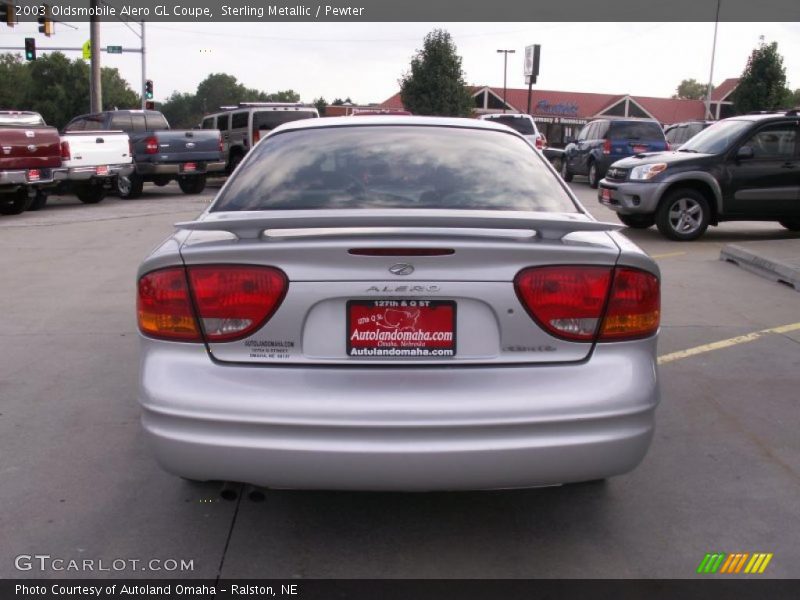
<box><xmin>705</xmin><ymin>0</ymin><xmax>721</xmax><ymax>119</ymax></box>
<box><xmin>497</xmin><ymin>49</ymin><xmax>515</xmax><ymax>113</ymax></box>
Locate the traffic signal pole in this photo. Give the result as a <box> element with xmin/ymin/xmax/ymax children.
<box><xmin>140</xmin><ymin>21</ymin><xmax>146</xmax><ymax>109</ymax></box>
<box><xmin>89</xmin><ymin>0</ymin><xmax>101</xmax><ymax>112</ymax></box>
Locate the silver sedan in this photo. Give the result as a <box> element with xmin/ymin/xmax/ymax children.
<box><xmin>137</xmin><ymin>116</ymin><xmax>660</xmax><ymax>491</ymax></box>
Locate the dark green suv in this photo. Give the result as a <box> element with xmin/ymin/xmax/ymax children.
<box><xmin>598</xmin><ymin>110</ymin><xmax>800</xmax><ymax>240</ymax></box>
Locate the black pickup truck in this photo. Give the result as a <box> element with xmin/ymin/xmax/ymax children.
<box><xmin>64</xmin><ymin>110</ymin><xmax>224</xmax><ymax>199</ymax></box>
<box><xmin>598</xmin><ymin>110</ymin><xmax>800</xmax><ymax>240</ymax></box>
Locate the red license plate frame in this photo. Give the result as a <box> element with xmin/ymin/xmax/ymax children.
<box><xmin>601</xmin><ymin>188</ymin><xmax>612</xmax><ymax>201</ymax></box>
<box><xmin>27</xmin><ymin>169</ymin><xmax>40</xmax><ymax>182</ymax></box>
<box><xmin>633</xmin><ymin>144</ymin><xmax>649</xmax><ymax>154</ymax></box>
<box><xmin>95</xmin><ymin>165</ymin><xmax>109</xmax><ymax>176</ymax></box>
<box><xmin>182</xmin><ymin>162</ymin><xmax>197</xmax><ymax>173</ymax></box>
<box><xmin>347</xmin><ymin>299</ymin><xmax>456</xmax><ymax>358</ymax></box>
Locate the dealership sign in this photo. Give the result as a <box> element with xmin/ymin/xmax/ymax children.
<box><xmin>535</xmin><ymin>100</ymin><xmax>579</xmax><ymax>117</ymax></box>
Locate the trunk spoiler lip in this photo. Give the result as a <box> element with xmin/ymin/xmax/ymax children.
<box><xmin>175</xmin><ymin>209</ymin><xmax>621</xmax><ymax>241</ymax></box>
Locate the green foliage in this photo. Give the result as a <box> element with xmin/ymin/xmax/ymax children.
<box><xmin>732</xmin><ymin>41</ymin><xmax>788</xmax><ymax>113</ymax></box>
<box><xmin>160</xmin><ymin>73</ymin><xmax>301</xmax><ymax>128</ymax></box>
<box><xmin>313</xmin><ymin>97</ymin><xmax>327</xmax><ymax>116</ymax></box>
<box><xmin>0</xmin><ymin>52</ymin><xmax>139</xmax><ymax>129</ymax></box>
<box><xmin>673</xmin><ymin>78</ymin><xmax>711</xmax><ymax>100</ymax></box>
<box><xmin>399</xmin><ymin>29</ymin><xmax>474</xmax><ymax>117</ymax></box>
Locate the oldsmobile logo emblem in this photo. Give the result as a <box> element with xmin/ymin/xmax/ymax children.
<box><xmin>388</xmin><ymin>263</ymin><xmax>414</xmax><ymax>276</ymax></box>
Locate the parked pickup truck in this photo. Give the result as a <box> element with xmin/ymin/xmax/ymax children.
<box><xmin>53</xmin><ymin>130</ymin><xmax>134</xmax><ymax>206</ymax></box>
<box><xmin>0</xmin><ymin>111</ymin><xmax>61</xmax><ymax>215</ymax></box>
<box><xmin>64</xmin><ymin>110</ymin><xmax>224</xmax><ymax>199</ymax></box>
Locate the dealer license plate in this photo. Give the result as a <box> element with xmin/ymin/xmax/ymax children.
<box><xmin>347</xmin><ymin>299</ymin><xmax>456</xmax><ymax>358</ymax></box>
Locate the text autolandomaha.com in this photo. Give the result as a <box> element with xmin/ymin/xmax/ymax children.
<box><xmin>16</xmin><ymin>583</ymin><xmax>292</xmax><ymax>596</ymax></box>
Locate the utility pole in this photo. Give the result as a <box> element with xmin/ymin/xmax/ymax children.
<box><xmin>705</xmin><ymin>0</ymin><xmax>721</xmax><ymax>120</ymax></box>
<box><xmin>497</xmin><ymin>49</ymin><xmax>515</xmax><ymax>114</ymax></box>
<box><xmin>140</xmin><ymin>21</ymin><xmax>146</xmax><ymax>109</ymax></box>
<box><xmin>89</xmin><ymin>0</ymin><xmax>101</xmax><ymax>112</ymax></box>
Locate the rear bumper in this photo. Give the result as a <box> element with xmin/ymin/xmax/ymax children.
<box><xmin>135</xmin><ymin>161</ymin><xmax>226</xmax><ymax>176</ymax></box>
<box><xmin>598</xmin><ymin>179</ymin><xmax>665</xmax><ymax>214</ymax></box>
<box><xmin>55</xmin><ymin>163</ymin><xmax>134</xmax><ymax>182</ymax></box>
<box><xmin>0</xmin><ymin>168</ymin><xmax>58</xmax><ymax>190</ymax></box>
<box><xmin>139</xmin><ymin>338</ymin><xmax>660</xmax><ymax>491</ymax></box>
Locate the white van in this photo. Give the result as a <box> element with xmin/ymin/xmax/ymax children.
<box><xmin>479</xmin><ymin>113</ymin><xmax>546</xmax><ymax>149</ymax></box>
<box><xmin>201</xmin><ymin>103</ymin><xmax>319</xmax><ymax>174</ymax></box>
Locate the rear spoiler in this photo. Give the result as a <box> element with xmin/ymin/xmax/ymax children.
<box><xmin>175</xmin><ymin>209</ymin><xmax>621</xmax><ymax>241</ymax></box>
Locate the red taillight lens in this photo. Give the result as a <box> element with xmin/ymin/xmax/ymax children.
<box><xmin>187</xmin><ymin>265</ymin><xmax>288</xmax><ymax>342</ymax></box>
<box><xmin>535</xmin><ymin>137</ymin><xmax>544</xmax><ymax>150</ymax></box>
<box><xmin>144</xmin><ymin>136</ymin><xmax>158</xmax><ymax>154</ymax></box>
<box><xmin>599</xmin><ymin>268</ymin><xmax>660</xmax><ymax>341</ymax></box>
<box><xmin>60</xmin><ymin>141</ymin><xmax>71</xmax><ymax>160</ymax></box>
<box><xmin>128</xmin><ymin>139</ymin><xmax>134</xmax><ymax>157</ymax></box>
<box><xmin>515</xmin><ymin>266</ymin><xmax>612</xmax><ymax>341</ymax></box>
<box><xmin>218</xmin><ymin>134</ymin><xmax>223</xmax><ymax>153</ymax></box>
<box><xmin>137</xmin><ymin>265</ymin><xmax>288</xmax><ymax>343</ymax></box>
<box><xmin>137</xmin><ymin>268</ymin><xmax>202</xmax><ymax>342</ymax></box>
<box><xmin>252</xmin><ymin>129</ymin><xmax>261</xmax><ymax>143</ymax></box>
<box><xmin>602</xmin><ymin>139</ymin><xmax>612</xmax><ymax>155</ymax></box>
<box><xmin>514</xmin><ymin>266</ymin><xmax>660</xmax><ymax>342</ymax></box>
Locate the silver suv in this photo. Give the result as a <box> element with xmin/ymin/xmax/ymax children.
<box><xmin>201</xmin><ymin>102</ymin><xmax>319</xmax><ymax>174</ymax></box>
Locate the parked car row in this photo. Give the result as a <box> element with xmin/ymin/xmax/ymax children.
<box><xmin>0</xmin><ymin>108</ymin><xmax>228</xmax><ymax>216</ymax></box>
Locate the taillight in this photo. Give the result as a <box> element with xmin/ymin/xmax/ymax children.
<box><xmin>598</xmin><ymin>267</ymin><xmax>660</xmax><ymax>341</ymax></box>
<box><xmin>60</xmin><ymin>140</ymin><xmax>71</xmax><ymax>160</ymax></box>
<box><xmin>252</xmin><ymin>129</ymin><xmax>261</xmax><ymax>143</ymax></box>
<box><xmin>218</xmin><ymin>134</ymin><xmax>223</xmax><ymax>153</ymax></box>
<box><xmin>137</xmin><ymin>268</ymin><xmax>202</xmax><ymax>342</ymax></box>
<box><xmin>666</xmin><ymin>142</ymin><xmax>672</xmax><ymax>151</ymax></box>
<box><xmin>535</xmin><ymin>137</ymin><xmax>544</xmax><ymax>150</ymax></box>
<box><xmin>128</xmin><ymin>139</ymin><xmax>134</xmax><ymax>157</ymax></box>
<box><xmin>515</xmin><ymin>266</ymin><xmax>612</xmax><ymax>341</ymax></box>
<box><xmin>138</xmin><ymin>265</ymin><xmax>288</xmax><ymax>343</ymax></box>
<box><xmin>514</xmin><ymin>266</ymin><xmax>659</xmax><ymax>342</ymax></box>
<box><xmin>602</xmin><ymin>139</ymin><xmax>612</xmax><ymax>155</ymax></box>
<box><xmin>144</xmin><ymin>136</ymin><xmax>159</xmax><ymax>154</ymax></box>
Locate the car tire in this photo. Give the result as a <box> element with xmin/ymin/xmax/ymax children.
<box><xmin>227</xmin><ymin>151</ymin><xmax>244</xmax><ymax>176</ymax></box>
<box><xmin>587</xmin><ymin>160</ymin><xmax>600</xmax><ymax>189</ymax></box>
<box><xmin>116</xmin><ymin>173</ymin><xmax>144</xmax><ymax>199</ymax></box>
<box><xmin>178</xmin><ymin>174</ymin><xmax>207</xmax><ymax>195</ymax></box>
<box><xmin>76</xmin><ymin>184</ymin><xmax>106</xmax><ymax>204</ymax></box>
<box><xmin>28</xmin><ymin>190</ymin><xmax>48</xmax><ymax>211</ymax></box>
<box><xmin>152</xmin><ymin>176</ymin><xmax>171</xmax><ymax>187</ymax></box>
<box><xmin>560</xmin><ymin>157</ymin><xmax>573</xmax><ymax>182</ymax></box>
<box><xmin>0</xmin><ymin>188</ymin><xmax>33</xmax><ymax>215</ymax></box>
<box><xmin>618</xmin><ymin>213</ymin><xmax>655</xmax><ymax>229</ymax></box>
<box><xmin>656</xmin><ymin>188</ymin><xmax>710</xmax><ymax>241</ymax></box>
<box><xmin>778</xmin><ymin>218</ymin><xmax>800</xmax><ymax>231</ymax></box>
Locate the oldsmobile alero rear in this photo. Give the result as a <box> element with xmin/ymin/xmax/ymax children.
<box><xmin>136</xmin><ymin>117</ymin><xmax>661</xmax><ymax>491</ymax></box>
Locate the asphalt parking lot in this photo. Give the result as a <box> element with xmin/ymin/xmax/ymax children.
<box><xmin>1</xmin><ymin>179</ymin><xmax>798</xmax><ymax>580</ymax></box>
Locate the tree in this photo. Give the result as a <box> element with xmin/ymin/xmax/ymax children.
<box><xmin>673</xmin><ymin>78</ymin><xmax>710</xmax><ymax>100</ymax></box>
<box><xmin>399</xmin><ymin>29</ymin><xmax>473</xmax><ymax>117</ymax></box>
<box><xmin>781</xmin><ymin>88</ymin><xmax>800</xmax><ymax>109</ymax></box>
<box><xmin>160</xmin><ymin>91</ymin><xmax>200</xmax><ymax>129</ymax></box>
<box><xmin>732</xmin><ymin>41</ymin><xmax>788</xmax><ymax>113</ymax></box>
<box><xmin>313</xmin><ymin>96</ymin><xmax>327</xmax><ymax>116</ymax></box>
<box><xmin>0</xmin><ymin>53</ymin><xmax>31</xmax><ymax>109</ymax></box>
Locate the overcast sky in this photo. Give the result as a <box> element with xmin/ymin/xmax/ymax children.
<box><xmin>5</xmin><ymin>21</ymin><xmax>799</xmax><ymax>104</ymax></box>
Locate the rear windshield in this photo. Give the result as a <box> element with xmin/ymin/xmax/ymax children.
<box><xmin>0</xmin><ymin>113</ymin><xmax>45</xmax><ymax>127</ymax></box>
<box><xmin>485</xmin><ymin>116</ymin><xmax>535</xmax><ymax>135</ymax></box>
<box><xmin>253</xmin><ymin>110</ymin><xmax>318</xmax><ymax>131</ymax></box>
<box><xmin>609</xmin><ymin>121</ymin><xmax>665</xmax><ymax>141</ymax></box>
<box><xmin>212</xmin><ymin>126</ymin><xmax>576</xmax><ymax>213</ymax></box>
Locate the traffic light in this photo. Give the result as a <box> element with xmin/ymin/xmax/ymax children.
<box><xmin>2</xmin><ymin>2</ymin><xmax>17</xmax><ymax>27</ymax></box>
<box><xmin>37</xmin><ymin>4</ymin><xmax>53</xmax><ymax>36</ymax></box>
<box><xmin>145</xmin><ymin>79</ymin><xmax>154</xmax><ymax>100</ymax></box>
<box><xmin>24</xmin><ymin>37</ymin><xmax>35</xmax><ymax>61</ymax></box>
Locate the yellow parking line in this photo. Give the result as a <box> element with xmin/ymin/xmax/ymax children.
<box><xmin>658</xmin><ymin>322</ymin><xmax>800</xmax><ymax>365</ymax></box>
<box><xmin>650</xmin><ymin>251</ymin><xmax>686</xmax><ymax>259</ymax></box>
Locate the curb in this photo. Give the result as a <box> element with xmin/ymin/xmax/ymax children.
<box><xmin>720</xmin><ymin>244</ymin><xmax>800</xmax><ymax>292</ymax></box>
